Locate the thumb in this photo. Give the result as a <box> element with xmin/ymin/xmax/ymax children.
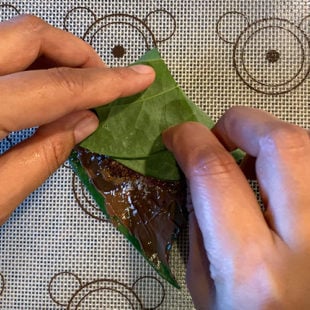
<box><xmin>0</xmin><ymin>110</ymin><xmax>98</xmax><ymax>224</ymax></box>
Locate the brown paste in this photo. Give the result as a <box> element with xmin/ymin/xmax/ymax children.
<box><xmin>76</xmin><ymin>147</ymin><xmax>187</xmax><ymax>268</ymax></box>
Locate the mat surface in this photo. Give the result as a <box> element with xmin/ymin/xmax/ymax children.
<box><xmin>0</xmin><ymin>1</ymin><xmax>309</xmax><ymax>309</ymax></box>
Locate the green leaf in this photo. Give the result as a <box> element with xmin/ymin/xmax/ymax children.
<box><xmin>69</xmin><ymin>148</ymin><xmax>185</xmax><ymax>288</ymax></box>
<box><xmin>80</xmin><ymin>48</ymin><xmax>214</xmax><ymax>180</ymax></box>
<box><xmin>114</xmin><ymin>150</ymin><xmax>182</xmax><ymax>180</ymax></box>
<box><xmin>72</xmin><ymin>49</ymin><xmax>245</xmax><ymax>288</ymax></box>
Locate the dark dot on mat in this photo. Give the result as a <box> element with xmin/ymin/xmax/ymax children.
<box><xmin>112</xmin><ymin>45</ymin><xmax>126</xmax><ymax>58</ymax></box>
<box><xmin>265</xmin><ymin>49</ymin><xmax>281</xmax><ymax>63</ymax></box>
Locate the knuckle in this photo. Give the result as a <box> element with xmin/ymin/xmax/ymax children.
<box><xmin>255</xmin><ymin>269</ymin><xmax>287</xmax><ymax>307</ymax></box>
<box><xmin>187</xmin><ymin>144</ymin><xmax>236</xmax><ymax>178</ymax></box>
<box><xmin>15</xmin><ymin>14</ymin><xmax>45</xmax><ymax>33</ymax></box>
<box><xmin>108</xmin><ymin>68</ymin><xmax>129</xmax><ymax>96</ymax></box>
<box><xmin>37</xmin><ymin>135</ymin><xmax>69</xmax><ymax>174</ymax></box>
<box><xmin>47</xmin><ymin>67</ymin><xmax>84</xmax><ymax>98</ymax></box>
<box><xmin>262</xmin><ymin>123</ymin><xmax>309</xmax><ymax>155</ymax></box>
<box><xmin>226</xmin><ymin>259</ymin><xmax>286</xmax><ymax>307</ymax></box>
<box><xmin>112</xmin><ymin>67</ymin><xmax>130</xmax><ymax>81</ymax></box>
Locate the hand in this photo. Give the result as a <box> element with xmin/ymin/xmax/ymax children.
<box><xmin>0</xmin><ymin>15</ymin><xmax>155</xmax><ymax>225</ymax></box>
<box><xmin>163</xmin><ymin>107</ymin><xmax>310</xmax><ymax>309</ymax></box>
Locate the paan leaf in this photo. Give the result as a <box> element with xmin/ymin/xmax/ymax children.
<box><xmin>80</xmin><ymin>48</ymin><xmax>214</xmax><ymax>180</ymax></box>
<box><xmin>72</xmin><ymin>49</ymin><xmax>244</xmax><ymax>288</ymax></box>
<box><xmin>70</xmin><ymin>148</ymin><xmax>187</xmax><ymax>288</ymax></box>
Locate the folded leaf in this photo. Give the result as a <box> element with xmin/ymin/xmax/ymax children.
<box><xmin>70</xmin><ymin>148</ymin><xmax>187</xmax><ymax>288</ymax></box>
<box><xmin>115</xmin><ymin>150</ymin><xmax>182</xmax><ymax>181</ymax></box>
<box><xmin>80</xmin><ymin>48</ymin><xmax>214</xmax><ymax>180</ymax></box>
<box><xmin>72</xmin><ymin>49</ymin><xmax>244</xmax><ymax>289</ymax></box>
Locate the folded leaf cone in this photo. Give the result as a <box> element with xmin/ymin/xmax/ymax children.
<box><xmin>70</xmin><ymin>49</ymin><xmax>242</xmax><ymax>287</ymax></box>
<box><xmin>80</xmin><ymin>48</ymin><xmax>214</xmax><ymax>181</ymax></box>
<box><xmin>70</xmin><ymin>147</ymin><xmax>187</xmax><ymax>288</ymax></box>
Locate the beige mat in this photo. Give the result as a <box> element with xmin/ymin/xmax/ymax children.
<box><xmin>0</xmin><ymin>1</ymin><xmax>309</xmax><ymax>309</ymax></box>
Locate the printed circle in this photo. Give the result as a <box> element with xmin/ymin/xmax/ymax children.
<box><xmin>0</xmin><ymin>273</ymin><xmax>5</xmax><ymax>296</ymax></box>
<box><xmin>72</xmin><ymin>173</ymin><xmax>108</xmax><ymax>222</ymax></box>
<box><xmin>64</xmin><ymin>7</ymin><xmax>97</xmax><ymax>38</ymax></box>
<box><xmin>144</xmin><ymin>10</ymin><xmax>176</xmax><ymax>43</ymax></box>
<box><xmin>132</xmin><ymin>276</ymin><xmax>165</xmax><ymax>309</ymax></box>
<box><xmin>233</xmin><ymin>18</ymin><xmax>310</xmax><ymax>94</ymax></box>
<box><xmin>49</xmin><ymin>272</ymin><xmax>82</xmax><ymax>307</ymax></box>
<box><xmin>68</xmin><ymin>279</ymin><xmax>142</xmax><ymax>309</ymax></box>
<box><xmin>0</xmin><ymin>4</ymin><xmax>20</xmax><ymax>22</ymax></box>
<box><xmin>299</xmin><ymin>15</ymin><xmax>310</xmax><ymax>38</ymax></box>
<box><xmin>216</xmin><ymin>12</ymin><xmax>249</xmax><ymax>44</ymax></box>
<box><xmin>242</xmin><ymin>27</ymin><xmax>303</xmax><ymax>86</ymax></box>
<box><xmin>83</xmin><ymin>14</ymin><xmax>157</xmax><ymax>66</ymax></box>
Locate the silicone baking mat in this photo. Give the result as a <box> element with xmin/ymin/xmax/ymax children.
<box><xmin>0</xmin><ymin>0</ymin><xmax>309</xmax><ymax>309</ymax></box>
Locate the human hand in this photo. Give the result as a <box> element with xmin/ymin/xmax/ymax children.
<box><xmin>163</xmin><ymin>107</ymin><xmax>310</xmax><ymax>309</ymax></box>
<box><xmin>0</xmin><ymin>15</ymin><xmax>155</xmax><ymax>225</ymax></box>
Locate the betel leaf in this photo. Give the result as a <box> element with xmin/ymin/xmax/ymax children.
<box><xmin>72</xmin><ymin>49</ymin><xmax>245</xmax><ymax>288</ymax></box>
<box><xmin>69</xmin><ymin>148</ymin><xmax>187</xmax><ymax>288</ymax></box>
<box><xmin>116</xmin><ymin>150</ymin><xmax>182</xmax><ymax>181</ymax></box>
<box><xmin>80</xmin><ymin>48</ymin><xmax>214</xmax><ymax>180</ymax></box>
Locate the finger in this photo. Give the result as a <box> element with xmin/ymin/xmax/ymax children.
<box><xmin>186</xmin><ymin>212</ymin><xmax>214</xmax><ymax>309</ymax></box>
<box><xmin>212</xmin><ymin>124</ymin><xmax>258</xmax><ymax>180</ymax></box>
<box><xmin>0</xmin><ymin>14</ymin><xmax>104</xmax><ymax>75</ymax></box>
<box><xmin>163</xmin><ymin>122</ymin><xmax>274</xmax><ymax>275</ymax></box>
<box><xmin>0</xmin><ymin>110</ymin><xmax>98</xmax><ymax>225</ymax></box>
<box><xmin>0</xmin><ymin>65</ymin><xmax>155</xmax><ymax>138</ymax></box>
<box><xmin>213</xmin><ymin>107</ymin><xmax>310</xmax><ymax>250</ymax></box>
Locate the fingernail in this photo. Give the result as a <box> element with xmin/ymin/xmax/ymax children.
<box><xmin>74</xmin><ymin>114</ymin><xmax>99</xmax><ymax>144</ymax></box>
<box><xmin>130</xmin><ymin>64</ymin><xmax>154</xmax><ymax>74</ymax></box>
